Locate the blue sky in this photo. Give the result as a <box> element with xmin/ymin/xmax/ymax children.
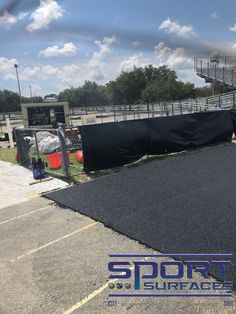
<box><xmin>0</xmin><ymin>0</ymin><xmax>236</xmax><ymax>96</ymax></box>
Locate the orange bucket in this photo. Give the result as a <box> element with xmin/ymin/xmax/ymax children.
<box><xmin>47</xmin><ymin>152</ymin><xmax>70</xmax><ymax>169</ymax></box>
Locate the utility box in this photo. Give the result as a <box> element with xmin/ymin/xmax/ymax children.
<box><xmin>21</xmin><ymin>102</ymin><xmax>70</xmax><ymax>128</ymax></box>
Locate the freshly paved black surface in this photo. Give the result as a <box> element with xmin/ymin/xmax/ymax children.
<box><xmin>46</xmin><ymin>144</ymin><xmax>236</xmax><ymax>285</ymax></box>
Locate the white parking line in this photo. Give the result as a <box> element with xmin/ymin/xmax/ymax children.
<box><xmin>0</xmin><ymin>205</ymin><xmax>52</xmax><ymax>226</ymax></box>
<box><xmin>11</xmin><ymin>221</ymin><xmax>98</xmax><ymax>262</ymax></box>
<box><xmin>62</xmin><ymin>260</ymin><xmax>147</xmax><ymax>313</ymax></box>
<box><xmin>63</xmin><ymin>280</ymin><xmax>117</xmax><ymax>314</ymax></box>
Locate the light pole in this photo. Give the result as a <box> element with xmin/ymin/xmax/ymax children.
<box><xmin>29</xmin><ymin>85</ymin><xmax>33</xmax><ymax>102</ymax></box>
<box><xmin>14</xmin><ymin>64</ymin><xmax>22</xmax><ymax>105</ymax></box>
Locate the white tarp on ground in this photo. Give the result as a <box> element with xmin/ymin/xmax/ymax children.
<box><xmin>30</xmin><ymin>131</ymin><xmax>61</xmax><ymax>154</ymax></box>
<box><xmin>0</xmin><ymin>161</ymin><xmax>68</xmax><ymax>209</ymax></box>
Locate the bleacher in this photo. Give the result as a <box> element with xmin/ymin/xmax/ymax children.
<box><xmin>195</xmin><ymin>56</ymin><xmax>236</xmax><ymax>88</ymax></box>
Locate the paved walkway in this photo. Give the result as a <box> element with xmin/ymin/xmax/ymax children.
<box><xmin>0</xmin><ymin>161</ymin><xmax>68</xmax><ymax>209</ymax></box>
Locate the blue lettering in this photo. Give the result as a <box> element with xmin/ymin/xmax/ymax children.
<box><xmin>186</xmin><ymin>261</ymin><xmax>210</xmax><ymax>278</ymax></box>
<box><xmin>161</xmin><ymin>261</ymin><xmax>184</xmax><ymax>279</ymax></box>
<box><xmin>108</xmin><ymin>262</ymin><xmax>131</xmax><ymax>279</ymax></box>
<box><xmin>133</xmin><ymin>262</ymin><xmax>157</xmax><ymax>290</ymax></box>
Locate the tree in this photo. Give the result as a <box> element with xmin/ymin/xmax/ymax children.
<box><xmin>0</xmin><ymin>90</ymin><xmax>21</xmax><ymax>112</ymax></box>
<box><xmin>58</xmin><ymin>81</ymin><xmax>108</xmax><ymax>107</ymax></box>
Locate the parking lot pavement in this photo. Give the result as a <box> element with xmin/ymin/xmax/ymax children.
<box><xmin>0</xmin><ymin>197</ymin><xmax>235</xmax><ymax>314</ymax></box>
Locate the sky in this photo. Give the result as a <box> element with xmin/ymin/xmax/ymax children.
<box><xmin>1</xmin><ymin>0</ymin><xmax>236</xmax><ymax>97</ymax></box>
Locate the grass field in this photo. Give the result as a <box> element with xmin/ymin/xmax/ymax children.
<box><xmin>0</xmin><ymin>147</ymin><xmax>17</xmax><ymax>164</ymax></box>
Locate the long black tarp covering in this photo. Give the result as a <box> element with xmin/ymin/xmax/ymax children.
<box><xmin>80</xmin><ymin>110</ymin><xmax>236</xmax><ymax>172</ymax></box>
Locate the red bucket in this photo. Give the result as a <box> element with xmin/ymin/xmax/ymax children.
<box><xmin>74</xmin><ymin>150</ymin><xmax>83</xmax><ymax>164</ymax></box>
<box><xmin>47</xmin><ymin>152</ymin><xmax>70</xmax><ymax>169</ymax></box>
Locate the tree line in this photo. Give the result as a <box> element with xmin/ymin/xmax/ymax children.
<box><xmin>58</xmin><ymin>65</ymin><xmax>226</xmax><ymax>107</ymax></box>
<box><xmin>0</xmin><ymin>64</ymin><xmax>228</xmax><ymax>112</ymax></box>
<box><xmin>0</xmin><ymin>90</ymin><xmax>43</xmax><ymax>112</ymax></box>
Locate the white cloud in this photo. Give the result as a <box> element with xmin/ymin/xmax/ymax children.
<box><xmin>90</xmin><ymin>68</ymin><xmax>105</xmax><ymax>81</ymax></box>
<box><xmin>22</xmin><ymin>66</ymin><xmax>40</xmax><ymax>79</ymax></box>
<box><xmin>21</xmin><ymin>65</ymin><xmax>59</xmax><ymax>80</ymax></box>
<box><xmin>89</xmin><ymin>35</ymin><xmax>118</xmax><ymax>80</ymax></box>
<box><xmin>232</xmin><ymin>44</ymin><xmax>236</xmax><ymax>51</ymax></box>
<box><xmin>154</xmin><ymin>42</ymin><xmax>192</xmax><ymax>69</ymax></box>
<box><xmin>41</xmin><ymin>65</ymin><xmax>59</xmax><ymax>76</ymax></box>
<box><xmin>0</xmin><ymin>10</ymin><xmax>28</xmax><ymax>27</ymax></box>
<box><xmin>229</xmin><ymin>24</ymin><xmax>236</xmax><ymax>32</ymax></box>
<box><xmin>153</xmin><ymin>41</ymin><xmax>204</xmax><ymax>84</ymax></box>
<box><xmin>18</xmin><ymin>12</ymin><xmax>29</xmax><ymax>20</ymax></box>
<box><xmin>154</xmin><ymin>42</ymin><xmax>171</xmax><ymax>63</ymax></box>
<box><xmin>118</xmin><ymin>54</ymin><xmax>148</xmax><ymax>72</ymax></box>
<box><xmin>154</xmin><ymin>42</ymin><xmax>201</xmax><ymax>85</ymax></box>
<box><xmin>26</xmin><ymin>0</ymin><xmax>64</xmax><ymax>32</ymax></box>
<box><xmin>8</xmin><ymin>62</ymin><xmax>80</xmax><ymax>92</ymax></box>
<box><xmin>90</xmin><ymin>35</ymin><xmax>118</xmax><ymax>66</ymax></box>
<box><xmin>39</xmin><ymin>42</ymin><xmax>77</xmax><ymax>57</ymax></box>
<box><xmin>211</xmin><ymin>12</ymin><xmax>218</xmax><ymax>19</ymax></box>
<box><xmin>0</xmin><ymin>57</ymin><xmax>18</xmax><ymax>80</ymax></box>
<box><xmin>159</xmin><ymin>18</ymin><xmax>197</xmax><ymax>38</ymax></box>
<box><xmin>59</xmin><ymin>64</ymin><xmax>80</xmax><ymax>83</ymax></box>
<box><xmin>166</xmin><ymin>48</ymin><xmax>192</xmax><ymax>68</ymax></box>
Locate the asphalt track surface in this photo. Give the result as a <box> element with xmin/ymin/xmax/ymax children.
<box><xmin>46</xmin><ymin>144</ymin><xmax>236</xmax><ymax>286</ymax></box>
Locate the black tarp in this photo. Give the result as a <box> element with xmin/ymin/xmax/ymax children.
<box><xmin>145</xmin><ymin>111</ymin><xmax>233</xmax><ymax>155</ymax></box>
<box><xmin>15</xmin><ymin>128</ymin><xmax>33</xmax><ymax>167</ymax></box>
<box><xmin>80</xmin><ymin>120</ymin><xmax>148</xmax><ymax>171</ymax></box>
<box><xmin>230</xmin><ymin>110</ymin><xmax>236</xmax><ymax>133</ymax></box>
<box><xmin>80</xmin><ymin>110</ymin><xmax>235</xmax><ymax>172</ymax></box>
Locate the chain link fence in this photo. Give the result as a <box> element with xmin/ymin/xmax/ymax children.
<box><xmin>69</xmin><ymin>95</ymin><xmax>235</xmax><ymax>127</ymax></box>
<box><xmin>69</xmin><ymin>101</ymin><xmax>213</xmax><ymax>126</ymax></box>
<box><xmin>15</xmin><ymin>125</ymin><xmax>82</xmax><ymax>182</ymax></box>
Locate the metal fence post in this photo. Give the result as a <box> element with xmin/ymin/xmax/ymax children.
<box><xmin>124</xmin><ymin>104</ymin><xmax>127</xmax><ymax>121</ymax></box>
<box><xmin>166</xmin><ymin>103</ymin><xmax>169</xmax><ymax>116</ymax></box>
<box><xmin>147</xmin><ymin>103</ymin><xmax>149</xmax><ymax>118</ymax></box>
<box><xmin>113</xmin><ymin>105</ymin><xmax>116</xmax><ymax>122</ymax></box>
<box><xmin>58</xmin><ymin>126</ymin><xmax>70</xmax><ymax>179</ymax></box>
<box><xmin>100</xmin><ymin>104</ymin><xmax>103</xmax><ymax>123</ymax></box>
<box><xmin>34</xmin><ymin>131</ymin><xmax>40</xmax><ymax>160</ymax></box>
<box><xmin>179</xmin><ymin>102</ymin><xmax>183</xmax><ymax>115</ymax></box>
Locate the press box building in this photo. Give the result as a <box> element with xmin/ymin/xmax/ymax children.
<box><xmin>21</xmin><ymin>102</ymin><xmax>70</xmax><ymax>128</ymax></box>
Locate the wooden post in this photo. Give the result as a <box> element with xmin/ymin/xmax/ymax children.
<box><xmin>6</xmin><ymin>118</ymin><xmax>14</xmax><ymax>148</ymax></box>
